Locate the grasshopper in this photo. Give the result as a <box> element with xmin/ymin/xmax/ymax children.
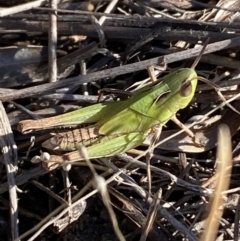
<box><xmin>18</xmin><ymin>42</ymin><xmax>208</xmax><ymax>168</ymax></box>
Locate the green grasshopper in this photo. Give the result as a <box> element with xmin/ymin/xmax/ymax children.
<box><xmin>18</xmin><ymin>43</ymin><xmax>207</xmax><ymax>167</ymax></box>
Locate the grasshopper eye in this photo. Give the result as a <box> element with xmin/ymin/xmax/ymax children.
<box><xmin>180</xmin><ymin>79</ymin><xmax>192</xmax><ymax>97</ymax></box>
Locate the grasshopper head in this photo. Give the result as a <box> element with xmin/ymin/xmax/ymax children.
<box><xmin>175</xmin><ymin>39</ymin><xmax>208</xmax><ymax>109</ymax></box>
<box><xmin>180</xmin><ymin>71</ymin><xmax>198</xmax><ymax>96</ymax></box>
<box><xmin>172</xmin><ymin>68</ymin><xmax>198</xmax><ymax>110</ymax></box>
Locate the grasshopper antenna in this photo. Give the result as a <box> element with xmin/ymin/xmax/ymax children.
<box><xmin>191</xmin><ymin>38</ymin><xmax>210</xmax><ymax>69</ymax></box>
<box><xmin>180</xmin><ymin>38</ymin><xmax>210</xmax><ymax>99</ymax></box>
<box><xmin>198</xmin><ymin>76</ymin><xmax>240</xmax><ymax>115</ymax></box>
<box><xmin>181</xmin><ymin>38</ymin><xmax>210</xmax><ymax>96</ymax></box>
<box><xmin>194</xmin><ymin>38</ymin><xmax>240</xmax><ymax>115</ymax></box>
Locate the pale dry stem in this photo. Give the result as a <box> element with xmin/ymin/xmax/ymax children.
<box><xmin>200</xmin><ymin>124</ymin><xmax>232</xmax><ymax>241</ymax></box>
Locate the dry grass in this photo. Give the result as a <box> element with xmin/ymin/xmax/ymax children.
<box><xmin>0</xmin><ymin>1</ymin><xmax>240</xmax><ymax>241</ymax></box>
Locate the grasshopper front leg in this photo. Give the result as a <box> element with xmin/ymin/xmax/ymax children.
<box><xmin>171</xmin><ymin>114</ymin><xmax>195</xmax><ymax>138</ymax></box>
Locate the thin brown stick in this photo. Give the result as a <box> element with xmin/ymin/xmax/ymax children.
<box><xmin>99</xmin><ymin>0</ymin><xmax>118</xmax><ymax>25</ymax></box>
<box><xmin>140</xmin><ymin>189</ymin><xmax>162</xmax><ymax>241</ymax></box>
<box><xmin>0</xmin><ymin>0</ymin><xmax>48</xmax><ymax>17</ymax></box>
<box><xmin>48</xmin><ymin>0</ymin><xmax>58</xmax><ymax>82</ymax></box>
<box><xmin>1</xmin><ymin>19</ymin><xmax>238</xmax><ymax>43</ymax></box>
<box><xmin>1</xmin><ymin>36</ymin><xmax>240</xmax><ymax>102</ymax></box>
<box><xmin>34</xmin><ymin>7</ymin><xmax>240</xmax><ymax>23</ymax></box>
<box><xmin>0</xmin><ymin>102</ymin><xmax>19</xmax><ymax>239</ymax></box>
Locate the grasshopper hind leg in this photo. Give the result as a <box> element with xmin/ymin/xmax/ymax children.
<box><xmin>171</xmin><ymin>114</ymin><xmax>204</xmax><ymax>147</ymax></box>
